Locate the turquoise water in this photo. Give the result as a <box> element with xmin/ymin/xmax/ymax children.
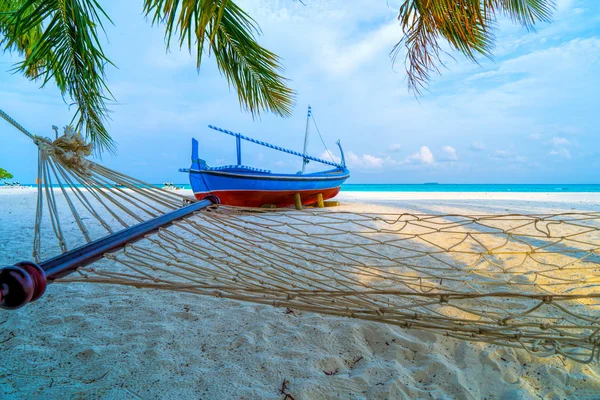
<box><xmin>172</xmin><ymin>183</ymin><xmax>598</xmax><ymax>192</ymax></box>
<box><xmin>339</xmin><ymin>184</ymin><xmax>600</xmax><ymax>192</ymax></box>
<box><xmin>12</xmin><ymin>183</ymin><xmax>600</xmax><ymax>192</ymax></box>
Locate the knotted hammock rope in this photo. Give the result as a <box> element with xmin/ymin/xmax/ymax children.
<box><xmin>2</xmin><ymin>109</ymin><xmax>600</xmax><ymax>364</ymax></box>
<box><xmin>59</xmin><ymin>207</ymin><xmax>600</xmax><ymax>363</ymax></box>
<box><xmin>27</xmin><ymin>126</ymin><xmax>189</xmax><ymax>261</ymax></box>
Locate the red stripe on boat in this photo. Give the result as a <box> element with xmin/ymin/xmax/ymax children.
<box><xmin>194</xmin><ymin>187</ymin><xmax>341</xmax><ymax>207</ymax></box>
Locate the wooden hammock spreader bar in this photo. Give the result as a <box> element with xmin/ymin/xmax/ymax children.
<box><xmin>0</xmin><ymin>198</ymin><xmax>214</xmax><ymax>310</ymax></box>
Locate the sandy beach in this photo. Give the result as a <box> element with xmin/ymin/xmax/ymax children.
<box><xmin>2</xmin><ymin>189</ymin><xmax>600</xmax><ymax>399</ymax></box>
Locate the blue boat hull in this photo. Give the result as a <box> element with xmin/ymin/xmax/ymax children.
<box><xmin>184</xmin><ymin>139</ymin><xmax>349</xmax><ymax>207</ymax></box>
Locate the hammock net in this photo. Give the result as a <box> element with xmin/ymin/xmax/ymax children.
<box><xmin>3</xmin><ymin>111</ymin><xmax>600</xmax><ymax>364</ymax></box>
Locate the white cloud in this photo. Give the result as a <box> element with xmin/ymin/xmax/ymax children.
<box><xmin>347</xmin><ymin>152</ymin><xmax>385</xmax><ymax>168</ymax></box>
<box><xmin>547</xmin><ymin>137</ymin><xmax>573</xmax><ymax>160</ymax></box>
<box><xmin>317</xmin><ymin>23</ymin><xmax>400</xmax><ymax>77</ymax></box>
<box><xmin>319</xmin><ymin>151</ymin><xmax>342</xmax><ymax>165</ymax></box>
<box><xmin>470</xmin><ymin>38</ymin><xmax>600</xmax><ymax>89</ymax></box>
<box><xmin>548</xmin><ymin>148</ymin><xmax>572</xmax><ymax>159</ymax></box>
<box><xmin>515</xmin><ymin>156</ymin><xmax>528</xmax><ymax>164</ymax></box>
<box><xmin>442</xmin><ymin>146</ymin><xmax>458</xmax><ymax>161</ymax></box>
<box><xmin>469</xmin><ymin>141</ymin><xmax>486</xmax><ymax>152</ymax></box>
<box><xmin>322</xmin><ymin>150</ymin><xmax>387</xmax><ymax>168</ymax></box>
<box><xmin>405</xmin><ymin>146</ymin><xmax>435</xmax><ymax>165</ymax></box>
<box><xmin>528</xmin><ymin>133</ymin><xmax>542</xmax><ymax>140</ymax></box>
<box><xmin>490</xmin><ymin>150</ymin><xmax>530</xmax><ymax>164</ymax></box>
<box><xmin>388</xmin><ymin>143</ymin><xmax>402</xmax><ymax>152</ymax></box>
<box><xmin>556</xmin><ymin>0</ymin><xmax>576</xmax><ymax>15</ymax></box>
<box><xmin>491</xmin><ymin>150</ymin><xmax>512</xmax><ymax>160</ymax></box>
<box><xmin>550</xmin><ymin>137</ymin><xmax>571</xmax><ymax>147</ymax></box>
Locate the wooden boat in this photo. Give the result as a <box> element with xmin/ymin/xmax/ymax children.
<box><xmin>180</xmin><ymin>107</ymin><xmax>350</xmax><ymax>207</ymax></box>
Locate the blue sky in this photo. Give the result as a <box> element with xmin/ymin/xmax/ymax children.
<box><xmin>1</xmin><ymin>0</ymin><xmax>599</xmax><ymax>184</ymax></box>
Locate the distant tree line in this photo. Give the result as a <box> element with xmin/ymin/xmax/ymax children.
<box><xmin>0</xmin><ymin>168</ymin><xmax>13</xmax><ymax>181</ymax></box>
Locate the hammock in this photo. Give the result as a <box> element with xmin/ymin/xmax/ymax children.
<box><xmin>1</xmin><ymin>109</ymin><xmax>600</xmax><ymax>364</ymax></box>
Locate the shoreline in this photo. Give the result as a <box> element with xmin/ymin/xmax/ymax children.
<box><xmin>3</xmin><ymin>188</ymin><xmax>599</xmax><ymax>211</ymax></box>
<box><xmin>3</xmin><ymin>187</ymin><xmax>600</xmax><ymax>197</ymax></box>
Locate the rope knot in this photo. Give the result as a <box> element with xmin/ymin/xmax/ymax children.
<box><xmin>36</xmin><ymin>126</ymin><xmax>93</xmax><ymax>174</ymax></box>
<box><xmin>513</xmin><ymin>331</ymin><xmax>523</xmax><ymax>340</ymax></box>
<box><xmin>542</xmin><ymin>295</ymin><xmax>553</xmax><ymax>303</ymax></box>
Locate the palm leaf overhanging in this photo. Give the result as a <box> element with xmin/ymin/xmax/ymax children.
<box><xmin>394</xmin><ymin>0</ymin><xmax>555</xmax><ymax>93</ymax></box>
<box><xmin>0</xmin><ymin>0</ymin><xmax>295</xmax><ymax>152</ymax></box>
<box><xmin>1</xmin><ymin>0</ymin><xmax>554</xmax><ymax>151</ymax></box>
<box><xmin>1</xmin><ymin>0</ymin><xmax>115</xmax><ymax>152</ymax></box>
<box><xmin>0</xmin><ymin>0</ymin><xmax>43</xmax><ymax>78</ymax></box>
<box><xmin>142</xmin><ymin>0</ymin><xmax>295</xmax><ymax>118</ymax></box>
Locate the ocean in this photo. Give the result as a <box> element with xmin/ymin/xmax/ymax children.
<box><xmin>172</xmin><ymin>183</ymin><xmax>600</xmax><ymax>192</ymax></box>
<box><xmin>9</xmin><ymin>183</ymin><xmax>600</xmax><ymax>192</ymax></box>
<box><xmin>339</xmin><ymin>184</ymin><xmax>600</xmax><ymax>192</ymax></box>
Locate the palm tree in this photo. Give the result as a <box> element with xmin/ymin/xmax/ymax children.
<box><xmin>0</xmin><ymin>0</ymin><xmax>554</xmax><ymax>152</ymax></box>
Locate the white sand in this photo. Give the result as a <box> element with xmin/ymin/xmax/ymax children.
<box><xmin>2</xmin><ymin>190</ymin><xmax>600</xmax><ymax>399</ymax></box>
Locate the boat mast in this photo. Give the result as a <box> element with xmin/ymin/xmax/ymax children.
<box><xmin>301</xmin><ymin>105</ymin><xmax>311</xmax><ymax>174</ymax></box>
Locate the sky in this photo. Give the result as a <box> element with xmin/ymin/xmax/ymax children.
<box><xmin>1</xmin><ymin>0</ymin><xmax>599</xmax><ymax>184</ymax></box>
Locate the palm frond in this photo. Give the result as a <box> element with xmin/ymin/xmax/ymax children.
<box><xmin>144</xmin><ymin>0</ymin><xmax>295</xmax><ymax>117</ymax></box>
<box><xmin>0</xmin><ymin>1</ymin><xmax>44</xmax><ymax>78</ymax></box>
<box><xmin>3</xmin><ymin>0</ymin><xmax>114</xmax><ymax>152</ymax></box>
<box><xmin>395</xmin><ymin>0</ymin><xmax>555</xmax><ymax>94</ymax></box>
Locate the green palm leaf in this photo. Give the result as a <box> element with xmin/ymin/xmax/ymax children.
<box><xmin>394</xmin><ymin>0</ymin><xmax>554</xmax><ymax>93</ymax></box>
<box><xmin>2</xmin><ymin>0</ymin><xmax>115</xmax><ymax>152</ymax></box>
<box><xmin>143</xmin><ymin>0</ymin><xmax>295</xmax><ymax>117</ymax></box>
<box><xmin>0</xmin><ymin>0</ymin><xmax>44</xmax><ymax>79</ymax></box>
